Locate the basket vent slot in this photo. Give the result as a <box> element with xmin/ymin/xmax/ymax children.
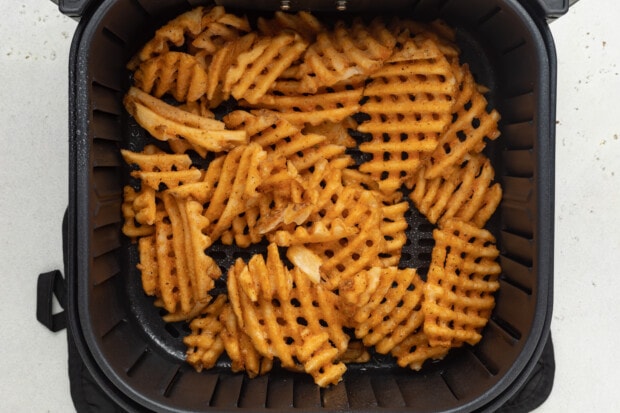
<box><xmin>210</xmin><ymin>374</ymin><xmax>244</xmax><ymax>407</ymax></box>
<box><xmin>266</xmin><ymin>375</ymin><xmax>294</xmax><ymax>408</ymax></box>
<box><xmin>490</xmin><ymin>316</ymin><xmax>522</xmax><ymax>341</ymax></box>
<box><xmin>238</xmin><ymin>375</ymin><xmax>269</xmax><ymax>407</ymax></box>
<box><xmin>477</xmin><ymin>6</ymin><xmax>501</xmax><ymax>26</ymax></box>
<box><xmin>126</xmin><ymin>347</ymin><xmax>150</xmax><ymax>377</ymax></box>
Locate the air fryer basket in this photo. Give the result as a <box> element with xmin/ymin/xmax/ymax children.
<box><xmin>64</xmin><ymin>0</ymin><xmax>558</xmax><ymax>411</ymax></box>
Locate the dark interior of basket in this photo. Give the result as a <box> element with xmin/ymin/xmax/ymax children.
<box><xmin>76</xmin><ymin>0</ymin><xmax>551</xmax><ymax>411</ymax></box>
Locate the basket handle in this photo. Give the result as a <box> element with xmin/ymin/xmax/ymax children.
<box><xmin>534</xmin><ymin>0</ymin><xmax>579</xmax><ymax>18</ymax></box>
<box><xmin>50</xmin><ymin>0</ymin><xmax>94</xmax><ymax>18</ymax></box>
<box><xmin>36</xmin><ymin>269</ymin><xmax>67</xmax><ymax>332</ymax></box>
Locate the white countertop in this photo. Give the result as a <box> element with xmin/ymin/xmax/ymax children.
<box><xmin>1</xmin><ymin>0</ymin><xmax>618</xmax><ymax>411</ymax></box>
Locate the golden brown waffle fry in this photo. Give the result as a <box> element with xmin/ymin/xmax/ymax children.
<box><xmin>378</xmin><ymin>198</ymin><xmax>409</xmax><ymax>267</ymax></box>
<box><xmin>409</xmin><ymin>153</ymin><xmax>502</xmax><ymax>228</ymax></box>
<box><xmin>161</xmin><ymin>192</ymin><xmax>214</xmax><ymax>319</ymax></box>
<box><xmin>220</xmin><ymin>303</ymin><xmax>273</xmax><ymax>377</ymax></box>
<box><xmin>423</xmin><ymin>64</ymin><xmax>501</xmax><ymax>179</ymax></box>
<box><xmin>127</xmin><ymin>6</ymin><xmax>208</xmax><ymax>70</ymax></box>
<box><xmin>390</xmin><ymin>18</ymin><xmax>461</xmax><ymax>62</ymax></box>
<box><xmin>205</xmin><ymin>32</ymin><xmax>257</xmax><ymax>105</ymax></box>
<box><xmin>224</xmin><ymin>109</ymin><xmax>349</xmax><ymax>173</ymax></box>
<box><xmin>390</xmin><ymin>331</ymin><xmax>450</xmax><ymax>371</ymax></box>
<box><xmin>303</xmin><ymin>118</ymin><xmax>358</xmax><ymax>148</ymax></box>
<box><xmin>298</xmin><ymin>19</ymin><xmax>396</xmax><ymax>92</ymax></box>
<box><xmin>201</xmin><ymin>143</ymin><xmax>268</xmax><ymax>245</ymax></box>
<box><xmin>340</xmin><ymin>267</ymin><xmax>425</xmax><ymax>354</ymax></box>
<box><xmin>302</xmin><ymin>187</ymin><xmax>385</xmax><ymax>291</ymax></box>
<box><xmin>184</xmin><ymin>295</ymin><xmax>227</xmax><ymax>371</ymax></box>
<box><xmin>227</xmin><ymin>243</ymin><xmax>349</xmax><ymax>387</ymax></box>
<box><xmin>358</xmin><ymin>37</ymin><xmax>458</xmax><ymax>194</ymax></box>
<box><xmin>190</xmin><ymin>6</ymin><xmax>251</xmax><ymax>55</ymax></box>
<box><xmin>222</xmin><ymin>32</ymin><xmax>308</xmax><ymax>104</ymax></box>
<box><xmin>337</xmin><ymin>340</ymin><xmax>371</xmax><ymax>364</ymax></box>
<box><xmin>121</xmin><ymin>146</ymin><xmax>192</xmax><ymax>172</ymax></box>
<box><xmin>257</xmin><ymin>11</ymin><xmax>325</xmax><ymax>42</ymax></box>
<box><xmin>121</xmin><ymin>186</ymin><xmax>156</xmax><ymax>238</ymax></box>
<box><xmin>133</xmin><ymin>52</ymin><xmax>208</xmax><ymax>103</ymax></box>
<box><xmin>124</xmin><ymin>87</ymin><xmax>248</xmax><ymax>155</ymax></box>
<box><xmin>137</xmin><ymin>235</ymin><xmax>158</xmax><ymax>296</ymax></box>
<box><xmin>423</xmin><ymin>218</ymin><xmax>501</xmax><ymax>347</ymax></box>
<box><xmin>251</xmin><ymin>81</ymin><xmax>364</xmax><ymax>126</ymax></box>
<box><xmin>132</xmin><ymin>169</ymin><xmax>202</xmax><ymax>191</ymax></box>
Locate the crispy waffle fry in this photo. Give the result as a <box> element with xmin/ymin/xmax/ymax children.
<box><xmin>190</xmin><ymin>6</ymin><xmax>251</xmax><ymax>55</ymax></box>
<box><xmin>257</xmin><ymin>11</ymin><xmax>325</xmax><ymax>42</ymax></box>
<box><xmin>423</xmin><ymin>218</ymin><xmax>502</xmax><ymax>347</ymax></box>
<box><xmin>127</xmin><ymin>6</ymin><xmax>208</xmax><ymax>70</ymax></box>
<box><xmin>121</xmin><ymin>186</ymin><xmax>156</xmax><ymax>238</ymax></box>
<box><xmin>201</xmin><ymin>143</ymin><xmax>269</xmax><ymax>245</ymax></box>
<box><xmin>160</xmin><ymin>192</ymin><xmax>214</xmax><ymax>319</ymax></box>
<box><xmin>358</xmin><ymin>37</ymin><xmax>458</xmax><ymax>194</ymax></box>
<box><xmin>298</xmin><ymin>19</ymin><xmax>396</xmax><ymax>92</ymax></box>
<box><xmin>303</xmin><ymin>118</ymin><xmax>358</xmax><ymax>148</ymax></box>
<box><xmin>390</xmin><ymin>18</ymin><xmax>461</xmax><ymax>62</ymax></box>
<box><xmin>184</xmin><ymin>295</ymin><xmax>227</xmax><ymax>371</ymax></box>
<box><xmin>121</xmin><ymin>145</ymin><xmax>192</xmax><ymax>171</ymax></box>
<box><xmin>250</xmin><ymin>81</ymin><xmax>364</xmax><ymax>126</ymax></box>
<box><xmin>390</xmin><ymin>331</ymin><xmax>450</xmax><ymax>371</ymax></box>
<box><xmin>133</xmin><ymin>52</ymin><xmax>208</xmax><ymax>103</ymax></box>
<box><xmin>303</xmin><ymin>187</ymin><xmax>385</xmax><ymax>291</ymax></box>
<box><xmin>409</xmin><ymin>153</ymin><xmax>502</xmax><ymax>228</ymax></box>
<box><xmin>340</xmin><ymin>267</ymin><xmax>425</xmax><ymax>354</ymax></box>
<box><xmin>224</xmin><ymin>109</ymin><xmax>350</xmax><ymax>172</ymax></box>
<box><xmin>220</xmin><ymin>303</ymin><xmax>273</xmax><ymax>377</ymax></box>
<box><xmin>124</xmin><ymin>87</ymin><xmax>248</xmax><ymax>155</ymax></box>
<box><xmin>223</xmin><ymin>32</ymin><xmax>308</xmax><ymax>104</ymax></box>
<box><xmin>227</xmin><ymin>243</ymin><xmax>349</xmax><ymax>386</ymax></box>
<box><xmin>423</xmin><ymin>64</ymin><xmax>501</xmax><ymax>179</ymax></box>
<box><xmin>378</xmin><ymin>198</ymin><xmax>409</xmax><ymax>267</ymax></box>
<box><xmin>205</xmin><ymin>32</ymin><xmax>257</xmax><ymax>105</ymax></box>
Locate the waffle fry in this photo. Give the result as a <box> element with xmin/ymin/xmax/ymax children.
<box><xmin>304</xmin><ymin>186</ymin><xmax>385</xmax><ymax>291</ymax></box>
<box><xmin>224</xmin><ymin>109</ymin><xmax>350</xmax><ymax>173</ymax></box>
<box><xmin>159</xmin><ymin>192</ymin><xmax>217</xmax><ymax>321</ymax></box>
<box><xmin>190</xmin><ymin>6</ymin><xmax>251</xmax><ymax>56</ymax></box>
<box><xmin>223</xmin><ymin>32</ymin><xmax>308</xmax><ymax>104</ymax></box>
<box><xmin>358</xmin><ymin>37</ymin><xmax>458</xmax><ymax>194</ymax></box>
<box><xmin>121</xmin><ymin>185</ymin><xmax>156</xmax><ymax>238</ymax></box>
<box><xmin>298</xmin><ymin>19</ymin><xmax>396</xmax><ymax>92</ymax></box>
<box><xmin>409</xmin><ymin>153</ymin><xmax>502</xmax><ymax>228</ymax></box>
<box><xmin>220</xmin><ymin>303</ymin><xmax>273</xmax><ymax>377</ymax></box>
<box><xmin>184</xmin><ymin>295</ymin><xmax>227</xmax><ymax>371</ymax></box>
<box><xmin>390</xmin><ymin>331</ymin><xmax>450</xmax><ymax>371</ymax></box>
<box><xmin>201</xmin><ymin>143</ymin><xmax>269</xmax><ymax>245</ymax></box>
<box><xmin>133</xmin><ymin>52</ymin><xmax>208</xmax><ymax>103</ymax></box>
<box><xmin>390</xmin><ymin>18</ymin><xmax>461</xmax><ymax>62</ymax></box>
<box><xmin>423</xmin><ymin>64</ymin><xmax>501</xmax><ymax>179</ymax></box>
<box><xmin>423</xmin><ymin>219</ymin><xmax>502</xmax><ymax>347</ymax></box>
<box><xmin>303</xmin><ymin>118</ymin><xmax>358</xmax><ymax>148</ymax></box>
<box><xmin>250</xmin><ymin>81</ymin><xmax>364</xmax><ymax>126</ymax></box>
<box><xmin>378</xmin><ymin>196</ymin><xmax>409</xmax><ymax>267</ymax></box>
<box><xmin>340</xmin><ymin>267</ymin><xmax>426</xmax><ymax>354</ymax></box>
<box><xmin>227</xmin><ymin>243</ymin><xmax>349</xmax><ymax>387</ymax></box>
<box><xmin>127</xmin><ymin>6</ymin><xmax>209</xmax><ymax>70</ymax></box>
<box><xmin>257</xmin><ymin>11</ymin><xmax>324</xmax><ymax>42</ymax></box>
<box><xmin>124</xmin><ymin>87</ymin><xmax>248</xmax><ymax>155</ymax></box>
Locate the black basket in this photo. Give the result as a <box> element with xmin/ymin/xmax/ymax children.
<box><xmin>40</xmin><ymin>0</ymin><xmax>569</xmax><ymax>411</ymax></box>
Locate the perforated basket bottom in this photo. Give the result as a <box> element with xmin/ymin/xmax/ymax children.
<box><xmin>118</xmin><ymin>15</ymin><xmax>505</xmax><ymax>384</ymax></box>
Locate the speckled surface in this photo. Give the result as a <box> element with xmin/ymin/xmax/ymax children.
<box><xmin>1</xmin><ymin>0</ymin><xmax>618</xmax><ymax>411</ymax></box>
